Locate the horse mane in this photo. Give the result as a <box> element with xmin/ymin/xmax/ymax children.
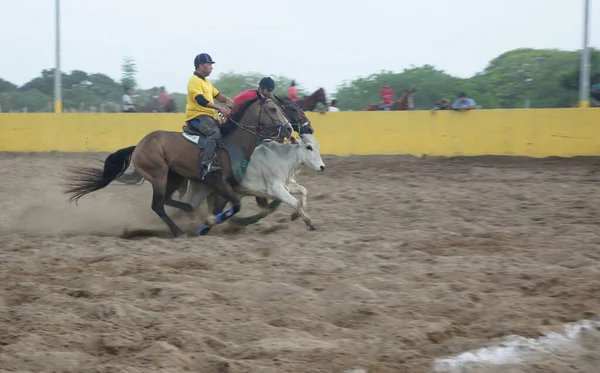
<box><xmin>307</xmin><ymin>88</ymin><xmax>323</xmax><ymax>98</ymax></box>
<box><xmin>274</xmin><ymin>94</ymin><xmax>293</xmax><ymax>106</ymax></box>
<box><xmin>220</xmin><ymin>96</ymin><xmax>262</xmax><ymax>135</ymax></box>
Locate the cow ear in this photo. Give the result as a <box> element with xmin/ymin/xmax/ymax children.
<box><xmin>288</xmin><ymin>135</ymin><xmax>298</xmax><ymax>144</ymax></box>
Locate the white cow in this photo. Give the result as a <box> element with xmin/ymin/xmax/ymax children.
<box><xmin>179</xmin><ymin>133</ymin><xmax>326</xmax><ymax>231</ymax></box>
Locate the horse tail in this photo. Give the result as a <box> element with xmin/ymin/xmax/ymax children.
<box><xmin>63</xmin><ymin>145</ymin><xmax>136</xmax><ymax>204</ymax></box>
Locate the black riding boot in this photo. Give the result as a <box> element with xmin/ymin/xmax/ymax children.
<box><xmin>200</xmin><ymin>138</ymin><xmax>221</xmax><ymax>179</ymax></box>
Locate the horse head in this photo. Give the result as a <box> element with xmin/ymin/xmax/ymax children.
<box><xmin>297</xmin><ymin>88</ymin><xmax>327</xmax><ymax>111</ymax></box>
<box><xmin>231</xmin><ymin>92</ymin><xmax>293</xmax><ymax>141</ymax></box>
<box><xmin>393</xmin><ymin>88</ymin><xmax>416</xmax><ymax>110</ymax></box>
<box><xmin>163</xmin><ymin>98</ymin><xmax>177</xmax><ymax>112</ymax></box>
<box><xmin>274</xmin><ymin>95</ymin><xmax>314</xmax><ymax>135</ymax></box>
<box><xmin>314</xmin><ymin>88</ymin><xmax>327</xmax><ymax>105</ymax></box>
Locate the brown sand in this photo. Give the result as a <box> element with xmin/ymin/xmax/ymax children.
<box><xmin>0</xmin><ymin>152</ymin><xmax>599</xmax><ymax>373</ymax></box>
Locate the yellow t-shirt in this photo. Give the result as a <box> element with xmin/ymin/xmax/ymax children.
<box><xmin>185</xmin><ymin>73</ymin><xmax>220</xmax><ymax>121</ymax></box>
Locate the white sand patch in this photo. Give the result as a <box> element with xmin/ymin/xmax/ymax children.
<box><xmin>432</xmin><ymin>319</ymin><xmax>600</xmax><ymax>372</ymax></box>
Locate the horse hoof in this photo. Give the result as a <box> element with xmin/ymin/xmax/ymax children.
<box><xmin>290</xmin><ymin>212</ymin><xmax>301</xmax><ymax>221</ymax></box>
<box><xmin>308</xmin><ymin>224</ymin><xmax>320</xmax><ymax>231</ymax></box>
<box><xmin>194</xmin><ymin>225</ymin><xmax>211</xmax><ymax>236</ymax></box>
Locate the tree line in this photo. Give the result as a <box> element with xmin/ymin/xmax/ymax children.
<box><xmin>1</xmin><ymin>48</ymin><xmax>598</xmax><ymax>113</ymax></box>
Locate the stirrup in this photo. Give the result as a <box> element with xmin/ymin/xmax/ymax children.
<box><xmin>201</xmin><ymin>162</ymin><xmax>221</xmax><ymax>179</ymax></box>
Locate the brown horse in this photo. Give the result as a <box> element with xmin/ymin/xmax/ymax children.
<box><xmin>364</xmin><ymin>88</ymin><xmax>416</xmax><ymax>111</ymax></box>
<box><xmin>63</xmin><ymin>94</ymin><xmax>292</xmax><ymax>237</ymax></box>
<box><xmin>296</xmin><ymin>88</ymin><xmax>327</xmax><ymax>112</ymax></box>
<box><xmin>137</xmin><ymin>98</ymin><xmax>178</xmax><ymax>113</ymax></box>
<box><xmin>174</xmin><ymin>94</ymin><xmax>315</xmax><ymax>222</ymax></box>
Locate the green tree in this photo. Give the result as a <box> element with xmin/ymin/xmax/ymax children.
<box><xmin>120</xmin><ymin>56</ymin><xmax>138</xmax><ymax>89</ymax></box>
<box><xmin>0</xmin><ymin>78</ymin><xmax>18</xmax><ymax>93</ymax></box>
<box><xmin>475</xmin><ymin>48</ymin><xmax>579</xmax><ymax>108</ymax></box>
<box><xmin>12</xmin><ymin>89</ymin><xmax>51</xmax><ymax>112</ymax></box>
<box><xmin>559</xmin><ymin>48</ymin><xmax>600</xmax><ymax>93</ymax></box>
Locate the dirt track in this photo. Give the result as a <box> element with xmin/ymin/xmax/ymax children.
<box><xmin>1</xmin><ymin>152</ymin><xmax>600</xmax><ymax>373</ymax></box>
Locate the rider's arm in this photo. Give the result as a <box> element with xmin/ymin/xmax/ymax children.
<box><xmin>213</xmin><ymin>83</ymin><xmax>233</xmax><ymax>106</ymax></box>
<box><xmin>214</xmin><ymin>92</ymin><xmax>231</xmax><ymax>104</ymax></box>
<box><xmin>194</xmin><ymin>94</ymin><xmax>222</xmax><ymax>110</ymax></box>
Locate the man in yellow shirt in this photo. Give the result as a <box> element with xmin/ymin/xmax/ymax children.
<box><xmin>185</xmin><ymin>53</ymin><xmax>234</xmax><ymax>179</ymax></box>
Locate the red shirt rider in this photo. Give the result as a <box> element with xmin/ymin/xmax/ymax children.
<box><xmin>287</xmin><ymin>80</ymin><xmax>298</xmax><ymax>102</ymax></box>
<box><xmin>380</xmin><ymin>83</ymin><xmax>394</xmax><ymax>105</ymax></box>
<box><xmin>232</xmin><ymin>77</ymin><xmax>276</xmax><ymax>113</ymax></box>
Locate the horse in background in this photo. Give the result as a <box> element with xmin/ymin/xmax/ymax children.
<box><xmin>296</xmin><ymin>88</ymin><xmax>328</xmax><ymax>112</ymax></box>
<box><xmin>137</xmin><ymin>98</ymin><xmax>178</xmax><ymax>113</ymax></box>
<box><xmin>364</xmin><ymin>88</ymin><xmax>416</xmax><ymax>111</ymax></box>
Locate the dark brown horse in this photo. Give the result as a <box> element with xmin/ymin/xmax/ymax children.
<box><xmin>296</xmin><ymin>88</ymin><xmax>327</xmax><ymax>112</ymax></box>
<box><xmin>63</xmin><ymin>94</ymin><xmax>292</xmax><ymax>237</ymax></box>
<box><xmin>364</xmin><ymin>88</ymin><xmax>416</xmax><ymax>111</ymax></box>
<box><xmin>137</xmin><ymin>98</ymin><xmax>178</xmax><ymax>113</ymax></box>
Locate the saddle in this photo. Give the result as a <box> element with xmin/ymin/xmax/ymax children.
<box><xmin>182</xmin><ymin>123</ymin><xmax>203</xmax><ymax>136</ymax></box>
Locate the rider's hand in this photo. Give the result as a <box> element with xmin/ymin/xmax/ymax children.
<box><xmin>226</xmin><ymin>97</ymin><xmax>234</xmax><ymax>107</ymax></box>
<box><xmin>220</xmin><ymin>107</ymin><xmax>232</xmax><ymax>116</ymax></box>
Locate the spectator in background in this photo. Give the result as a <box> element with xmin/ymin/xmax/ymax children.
<box><xmin>380</xmin><ymin>82</ymin><xmax>395</xmax><ymax>110</ymax></box>
<box><xmin>288</xmin><ymin>80</ymin><xmax>298</xmax><ymax>102</ymax></box>
<box><xmin>158</xmin><ymin>86</ymin><xmax>171</xmax><ymax>110</ymax></box>
<box><xmin>328</xmin><ymin>99</ymin><xmax>340</xmax><ymax>112</ymax></box>
<box><xmin>451</xmin><ymin>92</ymin><xmax>476</xmax><ymax>111</ymax></box>
<box><xmin>122</xmin><ymin>87</ymin><xmax>136</xmax><ymax>112</ymax></box>
<box><xmin>149</xmin><ymin>87</ymin><xmax>159</xmax><ymax>102</ymax></box>
<box><xmin>432</xmin><ymin>98</ymin><xmax>451</xmax><ymax>110</ymax></box>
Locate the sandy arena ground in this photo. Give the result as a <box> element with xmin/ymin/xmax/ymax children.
<box><xmin>0</xmin><ymin>152</ymin><xmax>600</xmax><ymax>373</ymax></box>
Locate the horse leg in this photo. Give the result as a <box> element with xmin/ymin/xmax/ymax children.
<box><xmin>203</xmin><ymin>193</ymin><xmax>220</xmax><ymax>227</ymax></box>
<box><xmin>149</xmin><ymin>178</ymin><xmax>186</xmax><ymax>237</ymax></box>
<box><xmin>268</xmin><ymin>183</ymin><xmax>319</xmax><ymax>231</ymax></box>
<box><xmin>257</xmin><ymin>196</ymin><xmax>283</xmax><ymax>211</ymax></box>
<box><xmin>194</xmin><ymin>173</ymin><xmax>241</xmax><ymax>236</ymax></box>
<box><xmin>163</xmin><ymin>171</ymin><xmax>194</xmax><ymax>213</ymax></box>
<box><xmin>173</xmin><ymin>180</ymin><xmax>213</xmax><ymax>221</ymax></box>
<box><xmin>134</xmin><ymin>157</ymin><xmax>185</xmax><ymax>237</ymax></box>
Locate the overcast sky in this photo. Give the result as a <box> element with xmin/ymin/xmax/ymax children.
<box><xmin>0</xmin><ymin>0</ymin><xmax>597</xmax><ymax>95</ymax></box>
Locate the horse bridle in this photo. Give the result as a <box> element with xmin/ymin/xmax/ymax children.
<box><xmin>227</xmin><ymin>97</ymin><xmax>290</xmax><ymax>140</ymax></box>
<box><xmin>274</xmin><ymin>95</ymin><xmax>312</xmax><ymax>134</ymax></box>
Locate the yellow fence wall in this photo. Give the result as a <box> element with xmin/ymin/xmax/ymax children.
<box><xmin>1</xmin><ymin>109</ymin><xmax>600</xmax><ymax>157</ymax></box>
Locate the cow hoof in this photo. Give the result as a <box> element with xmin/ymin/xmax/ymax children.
<box><xmin>308</xmin><ymin>223</ymin><xmax>320</xmax><ymax>231</ymax></box>
<box><xmin>291</xmin><ymin>212</ymin><xmax>301</xmax><ymax>221</ymax></box>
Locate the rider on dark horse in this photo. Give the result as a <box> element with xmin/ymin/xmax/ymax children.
<box><xmin>232</xmin><ymin>77</ymin><xmax>276</xmax><ymax>112</ymax></box>
<box><xmin>184</xmin><ymin>53</ymin><xmax>235</xmax><ymax>180</ymax></box>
